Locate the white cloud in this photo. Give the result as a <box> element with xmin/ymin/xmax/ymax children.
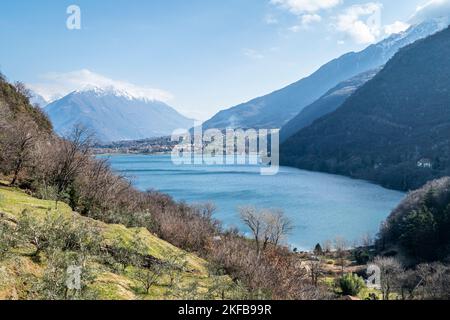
<box><xmin>384</xmin><ymin>21</ymin><xmax>410</xmax><ymax>35</ymax></box>
<box><xmin>265</xmin><ymin>14</ymin><xmax>279</xmax><ymax>24</ymax></box>
<box><xmin>289</xmin><ymin>25</ymin><xmax>302</xmax><ymax>32</ymax></box>
<box><xmin>271</xmin><ymin>0</ymin><xmax>341</xmax><ymax>14</ymax></box>
<box><xmin>302</xmin><ymin>13</ymin><xmax>322</xmax><ymax>25</ymax></box>
<box><xmin>243</xmin><ymin>48</ymin><xmax>265</xmax><ymax>60</ymax></box>
<box><xmin>409</xmin><ymin>0</ymin><xmax>450</xmax><ymax>24</ymax></box>
<box><xmin>28</xmin><ymin>69</ymin><xmax>173</xmax><ymax>103</ymax></box>
<box><xmin>289</xmin><ymin>14</ymin><xmax>322</xmax><ymax>31</ymax></box>
<box><xmin>335</xmin><ymin>2</ymin><xmax>383</xmax><ymax>44</ymax></box>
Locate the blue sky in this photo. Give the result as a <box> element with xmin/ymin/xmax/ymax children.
<box><xmin>0</xmin><ymin>0</ymin><xmax>446</xmax><ymax>119</ymax></box>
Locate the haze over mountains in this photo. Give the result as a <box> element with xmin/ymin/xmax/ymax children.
<box><xmin>45</xmin><ymin>86</ymin><xmax>194</xmax><ymax>142</ymax></box>
<box><xmin>29</xmin><ymin>91</ymin><xmax>48</xmax><ymax>108</ymax></box>
<box><xmin>281</xmin><ymin>26</ymin><xmax>450</xmax><ymax>191</ymax></box>
<box><xmin>280</xmin><ymin>68</ymin><xmax>379</xmax><ymax>142</ymax></box>
<box><xmin>33</xmin><ymin>17</ymin><xmax>449</xmax><ymax>149</ymax></box>
<box><xmin>201</xmin><ymin>18</ymin><xmax>448</xmax><ymax>132</ymax></box>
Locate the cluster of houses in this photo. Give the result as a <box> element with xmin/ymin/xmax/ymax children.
<box><xmin>92</xmin><ymin>137</ymin><xmax>177</xmax><ymax>155</ymax></box>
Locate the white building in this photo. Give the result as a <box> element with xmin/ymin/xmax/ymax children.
<box><xmin>417</xmin><ymin>158</ymin><xmax>432</xmax><ymax>169</ymax></box>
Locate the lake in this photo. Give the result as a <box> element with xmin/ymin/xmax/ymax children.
<box><xmin>101</xmin><ymin>154</ymin><xmax>405</xmax><ymax>250</ymax></box>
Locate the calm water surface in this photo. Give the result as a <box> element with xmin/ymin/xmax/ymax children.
<box><xmin>101</xmin><ymin>154</ymin><xmax>405</xmax><ymax>250</ymax></box>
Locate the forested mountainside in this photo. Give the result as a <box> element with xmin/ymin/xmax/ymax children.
<box><xmin>0</xmin><ymin>77</ymin><xmax>52</xmax><ymax>133</ymax></box>
<box><xmin>280</xmin><ymin>69</ymin><xmax>379</xmax><ymax>142</ymax></box>
<box><xmin>202</xmin><ymin>19</ymin><xmax>446</xmax><ymax>132</ymax></box>
<box><xmin>378</xmin><ymin>177</ymin><xmax>450</xmax><ymax>264</ymax></box>
<box><xmin>281</xmin><ymin>27</ymin><xmax>450</xmax><ymax>191</ymax></box>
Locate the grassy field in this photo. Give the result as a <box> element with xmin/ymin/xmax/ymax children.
<box><xmin>0</xmin><ymin>185</ymin><xmax>234</xmax><ymax>300</ymax></box>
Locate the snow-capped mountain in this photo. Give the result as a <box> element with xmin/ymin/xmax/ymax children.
<box><xmin>201</xmin><ymin>18</ymin><xmax>448</xmax><ymax>131</ymax></box>
<box><xmin>29</xmin><ymin>90</ymin><xmax>48</xmax><ymax>108</ymax></box>
<box><xmin>280</xmin><ymin>25</ymin><xmax>450</xmax><ymax>191</ymax></box>
<box><xmin>373</xmin><ymin>16</ymin><xmax>448</xmax><ymax>61</ymax></box>
<box><xmin>45</xmin><ymin>86</ymin><xmax>194</xmax><ymax>142</ymax></box>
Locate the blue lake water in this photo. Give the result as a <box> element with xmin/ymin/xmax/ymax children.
<box><xmin>101</xmin><ymin>154</ymin><xmax>405</xmax><ymax>250</ymax></box>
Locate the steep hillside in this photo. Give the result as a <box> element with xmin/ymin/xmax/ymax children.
<box><xmin>45</xmin><ymin>87</ymin><xmax>194</xmax><ymax>142</ymax></box>
<box><xmin>280</xmin><ymin>69</ymin><xmax>378</xmax><ymax>142</ymax></box>
<box><xmin>1</xmin><ymin>75</ymin><xmax>238</xmax><ymax>300</ymax></box>
<box><xmin>202</xmin><ymin>19</ymin><xmax>446</xmax><ymax>131</ymax></box>
<box><xmin>0</xmin><ymin>76</ymin><xmax>52</xmax><ymax>133</ymax></box>
<box><xmin>281</xmin><ymin>27</ymin><xmax>450</xmax><ymax>191</ymax></box>
<box><xmin>29</xmin><ymin>90</ymin><xmax>48</xmax><ymax>108</ymax></box>
<box><xmin>379</xmin><ymin>177</ymin><xmax>450</xmax><ymax>263</ymax></box>
<box><xmin>0</xmin><ymin>185</ymin><xmax>235</xmax><ymax>300</ymax></box>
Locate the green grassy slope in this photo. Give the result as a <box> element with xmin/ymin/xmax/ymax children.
<box><xmin>0</xmin><ymin>185</ymin><xmax>233</xmax><ymax>300</ymax></box>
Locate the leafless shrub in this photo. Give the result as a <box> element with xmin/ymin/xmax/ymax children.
<box><xmin>334</xmin><ymin>236</ymin><xmax>348</xmax><ymax>274</ymax></box>
<box><xmin>414</xmin><ymin>263</ymin><xmax>450</xmax><ymax>300</ymax></box>
<box><xmin>13</xmin><ymin>81</ymin><xmax>31</xmax><ymax>101</ymax></box>
<box><xmin>0</xmin><ymin>114</ymin><xmax>40</xmax><ymax>185</ymax></box>
<box><xmin>239</xmin><ymin>207</ymin><xmax>293</xmax><ymax>259</ymax></box>
<box><xmin>374</xmin><ymin>256</ymin><xmax>403</xmax><ymax>300</ymax></box>
<box><xmin>49</xmin><ymin>126</ymin><xmax>93</xmax><ymax>206</ymax></box>
<box><xmin>307</xmin><ymin>258</ymin><xmax>325</xmax><ymax>287</ymax></box>
<box><xmin>206</xmin><ymin>233</ymin><xmax>329</xmax><ymax>300</ymax></box>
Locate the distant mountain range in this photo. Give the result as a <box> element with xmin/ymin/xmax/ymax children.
<box><xmin>201</xmin><ymin>18</ymin><xmax>447</xmax><ymax>132</ymax></box>
<box><xmin>45</xmin><ymin>87</ymin><xmax>193</xmax><ymax>142</ymax></box>
<box><xmin>281</xmin><ymin>26</ymin><xmax>450</xmax><ymax>191</ymax></box>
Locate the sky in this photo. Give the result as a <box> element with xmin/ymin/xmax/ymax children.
<box><xmin>0</xmin><ymin>0</ymin><xmax>448</xmax><ymax>120</ymax></box>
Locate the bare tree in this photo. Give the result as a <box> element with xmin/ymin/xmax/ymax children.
<box><xmin>13</xmin><ymin>81</ymin><xmax>32</xmax><ymax>101</ymax></box>
<box><xmin>322</xmin><ymin>240</ymin><xmax>333</xmax><ymax>254</ymax></box>
<box><xmin>265</xmin><ymin>209</ymin><xmax>294</xmax><ymax>246</ymax></box>
<box><xmin>240</xmin><ymin>207</ymin><xmax>263</xmax><ymax>258</ymax></box>
<box><xmin>361</xmin><ymin>233</ymin><xmax>374</xmax><ymax>248</ymax></box>
<box><xmin>0</xmin><ymin>116</ymin><xmax>38</xmax><ymax>185</ymax></box>
<box><xmin>308</xmin><ymin>258</ymin><xmax>325</xmax><ymax>287</ymax></box>
<box><xmin>397</xmin><ymin>269</ymin><xmax>421</xmax><ymax>300</ymax></box>
<box><xmin>10</xmin><ymin>125</ymin><xmax>36</xmax><ymax>185</ymax></box>
<box><xmin>415</xmin><ymin>263</ymin><xmax>450</xmax><ymax>300</ymax></box>
<box><xmin>334</xmin><ymin>237</ymin><xmax>348</xmax><ymax>274</ymax></box>
<box><xmin>374</xmin><ymin>256</ymin><xmax>403</xmax><ymax>300</ymax></box>
<box><xmin>239</xmin><ymin>207</ymin><xmax>293</xmax><ymax>259</ymax></box>
<box><xmin>75</xmin><ymin>158</ymin><xmax>131</xmax><ymax>215</ymax></box>
<box><xmin>50</xmin><ymin>125</ymin><xmax>93</xmax><ymax>207</ymax></box>
<box><xmin>0</xmin><ymin>104</ymin><xmax>11</xmax><ymax>173</ymax></box>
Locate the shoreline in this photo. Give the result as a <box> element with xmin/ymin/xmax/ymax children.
<box><xmin>98</xmin><ymin>153</ymin><xmax>405</xmax><ymax>250</ymax></box>
<box><xmin>96</xmin><ymin>152</ymin><xmax>407</xmax><ymax>194</ymax></box>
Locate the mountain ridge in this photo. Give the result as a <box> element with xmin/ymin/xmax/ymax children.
<box><xmin>280</xmin><ymin>68</ymin><xmax>379</xmax><ymax>142</ymax></box>
<box><xmin>201</xmin><ymin>18</ymin><xmax>447</xmax><ymax>131</ymax></box>
<box><xmin>280</xmin><ymin>26</ymin><xmax>450</xmax><ymax>191</ymax></box>
<box><xmin>45</xmin><ymin>87</ymin><xmax>194</xmax><ymax>142</ymax></box>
